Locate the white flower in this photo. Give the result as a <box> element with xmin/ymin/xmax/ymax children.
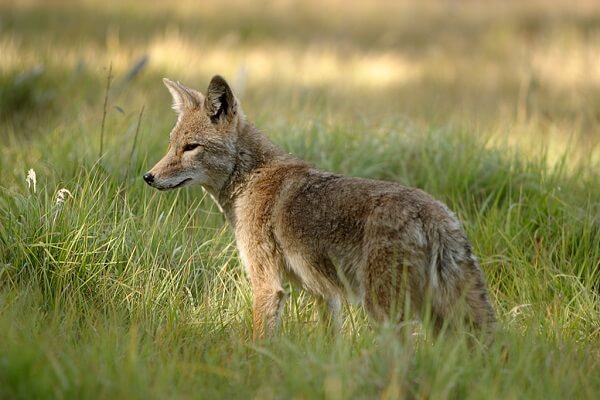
<box><xmin>55</xmin><ymin>188</ymin><xmax>73</xmax><ymax>205</ymax></box>
<box><xmin>25</xmin><ymin>168</ymin><xmax>37</xmax><ymax>193</ymax></box>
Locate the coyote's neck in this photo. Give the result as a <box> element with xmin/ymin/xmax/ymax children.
<box><xmin>215</xmin><ymin>122</ymin><xmax>293</xmax><ymax>223</ymax></box>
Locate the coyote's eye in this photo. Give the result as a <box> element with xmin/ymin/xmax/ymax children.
<box><xmin>183</xmin><ymin>143</ymin><xmax>201</xmax><ymax>152</ymax></box>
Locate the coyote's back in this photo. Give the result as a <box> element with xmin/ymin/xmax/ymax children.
<box><xmin>144</xmin><ymin>75</ymin><xmax>497</xmax><ymax>340</ymax></box>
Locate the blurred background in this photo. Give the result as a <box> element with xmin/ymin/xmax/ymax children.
<box><xmin>2</xmin><ymin>0</ymin><xmax>600</xmax><ymax>160</ymax></box>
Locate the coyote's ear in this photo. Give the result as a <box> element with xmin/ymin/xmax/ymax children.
<box><xmin>162</xmin><ymin>78</ymin><xmax>204</xmax><ymax>114</ymax></box>
<box><xmin>205</xmin><ymin>75</ymin><xmax>237</xmax><ymax>124</ymax></box>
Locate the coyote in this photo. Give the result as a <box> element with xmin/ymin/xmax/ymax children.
<box><xmin>144</xmin><ymin>75</ymin><xmax>497</xmax><ymax>340</ymax></box>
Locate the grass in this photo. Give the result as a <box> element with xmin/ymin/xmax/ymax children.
<box><xmin>1</xmin><ymin>0</ymin><xmax>599</xmax><ymax>398</ymax></box>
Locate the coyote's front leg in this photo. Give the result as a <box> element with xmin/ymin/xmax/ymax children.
<box><xmin>251</xmin><ymin>280</ymin><xmax>286</xmax><ymax>339</ymax></box>
<box><xmin>241</xmin><ymin>247</ymin><xmax>286</xmax><ymax>339</ymax></box>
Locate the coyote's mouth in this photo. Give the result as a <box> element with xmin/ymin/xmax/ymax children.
<box><xmin>173</xmin><ymin>178</ymin><xmax>192</xmax><ymax>188</ymax></box>
<box><xmin>159</xmin><ymin>178</ymin><xmax>192</xmax><ymax>190</ymax></box>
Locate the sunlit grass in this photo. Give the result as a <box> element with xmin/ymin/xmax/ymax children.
<box><xmin>2</xmin><ymin>0</ymin><xmax>599</xmax><ymax>163</ymax></box>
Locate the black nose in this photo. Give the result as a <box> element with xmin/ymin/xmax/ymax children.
<box><xmin>143</xmin><ymin>173</ymin><xmax>154</xmax><ymax>184</ymax></box>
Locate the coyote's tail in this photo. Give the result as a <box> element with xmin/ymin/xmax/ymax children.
<box><xmin>429</xmin><ymin>223</ymin><xmax>496</xmax><ymax>339</ymax></box>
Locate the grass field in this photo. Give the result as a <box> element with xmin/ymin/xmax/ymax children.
<box><xmin>1</xmin><ymin>0</ymin><xmax>599</xmax><ymax>398</ymax></box>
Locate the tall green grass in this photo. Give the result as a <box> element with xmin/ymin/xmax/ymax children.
<box><xmin>1</xmin><ymin>114</ymin><xmax>598</xmax><ymax>398</ymax></box>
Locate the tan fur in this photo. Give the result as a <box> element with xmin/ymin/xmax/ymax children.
<box><xmin>145</xmin><ymin>76</ymin><xmax>497</xmax><ymax>340</ymax></box>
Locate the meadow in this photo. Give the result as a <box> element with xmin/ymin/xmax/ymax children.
<box><xmin>0</xmin><ymin>0</ymin><xmax>599</xmax><ymax>398</ymax></box>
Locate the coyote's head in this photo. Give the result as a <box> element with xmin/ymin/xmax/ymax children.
<box><xmin>144</xmin><ymin>75</ymin><xmax>243</xmax><ymax>193</ymax></box>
